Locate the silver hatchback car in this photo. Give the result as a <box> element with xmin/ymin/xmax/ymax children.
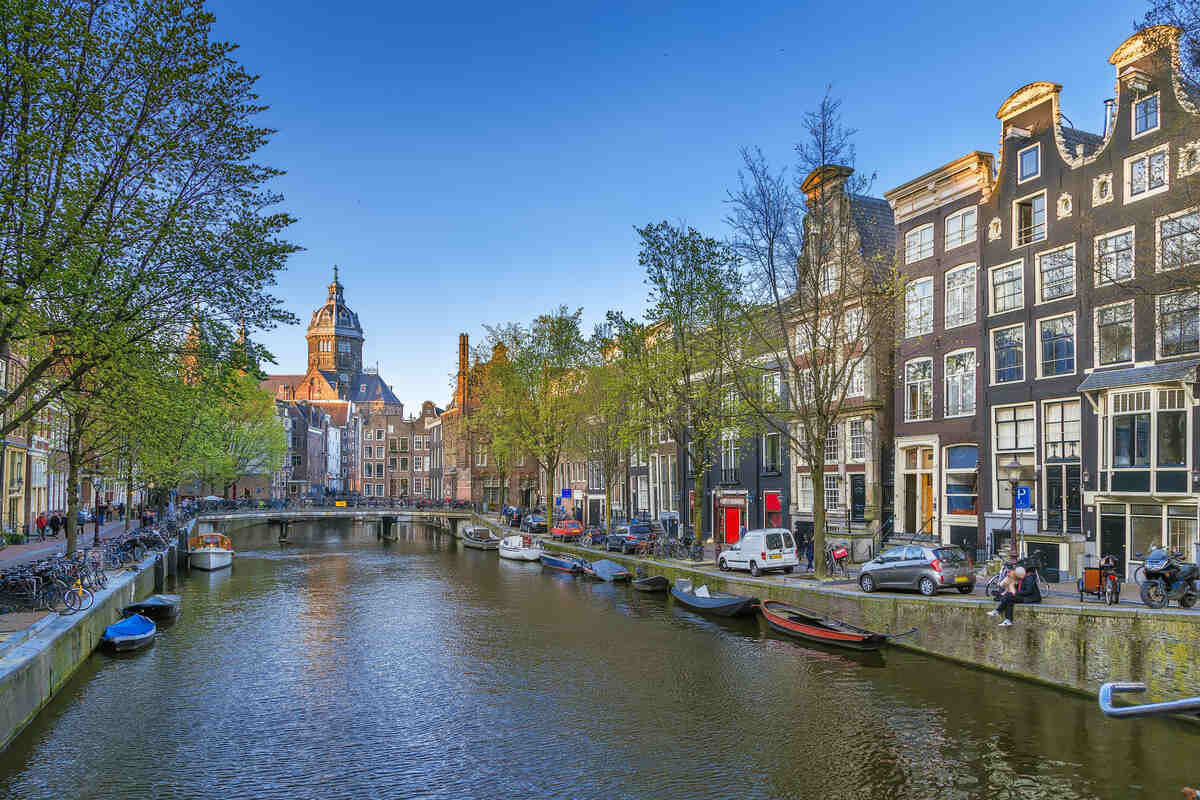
<box><xmin>858</xmin><ymin>545</ymin><xmax>975</xmax><ymax>596</ymax></box>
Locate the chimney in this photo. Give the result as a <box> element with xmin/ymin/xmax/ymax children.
<box><xmin>1102</xmin><ymin>98</ymin><xmax>1116</xmax><ymax>138</ymax></box>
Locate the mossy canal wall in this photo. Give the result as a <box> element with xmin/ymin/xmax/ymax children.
<box><xmin>545</xmin><ymin>543</ymin><xmax>1200</xmax><ymax>704</ymax></box>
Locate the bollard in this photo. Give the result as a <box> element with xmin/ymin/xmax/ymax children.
<box><xmin>166</xmin><ymin>543</ymin><xmax>178</xmax><ymax>577</ymax></box>
<box><xmin>154</xmin><ymin>552</ymin><xmax>166</xmax><ymax>592</ymax></box>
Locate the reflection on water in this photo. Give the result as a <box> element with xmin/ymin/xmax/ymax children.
<box><xmin>0</xmin><ymin>522</ymin><xmax>1195</xmax><ymax>800</ymax></box>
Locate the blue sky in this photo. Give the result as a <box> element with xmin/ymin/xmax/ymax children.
<box><xmin>210</xmin><ymin>0</ymin><xmax>1148</xmax><ymax>409</ymax></box>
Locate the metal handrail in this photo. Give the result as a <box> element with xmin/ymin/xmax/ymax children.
<box><xmin>1098</xmin><ymin>682</ymin><xmax>1200</xmax><ymax>718</ymax></box>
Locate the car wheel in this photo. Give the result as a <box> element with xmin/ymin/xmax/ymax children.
<box><xmin>749</xmin><ymin>561</ymin><xmax>760</xmax><ymax>577</ymax></box>
<box><xmin>1181</xmin><ymin>592</ymin><xmax>1197</xmax><ymax>609</ymax></box>
<box><xmin>918</xmin><ymin>577</ymin><xmax>937</xmax><ymax>596</ymax></box>
<box><xmin>783</xmin><ymin>566</ymin><xmax>794</xmax><ymax>574</ymax></box>
<box><xmin>859</xmin><ymin>574</ymin><xmax>875</xmax><ymax>593</ymax></box>
<box><xmin>718</xmin><ymin>558</ymin><xmax>729</xmax><ymax>572</ymax></box>
<box><xmin>956</xmin><ymin>585</ymin><xmax>973</xmax><ymax>594</ymax></box>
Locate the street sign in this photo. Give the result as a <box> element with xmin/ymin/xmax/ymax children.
<box><xmin>1015</xmin><ymin>486</ymin><xmax>1031</xmax><ymax>509</ymax></box>
<box><xmin>561</xmin><ymin>488</ymin><xmax>570</xmax><ymax>499</ymax></box>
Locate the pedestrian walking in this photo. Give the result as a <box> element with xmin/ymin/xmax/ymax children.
<box><xmin>988</xmin><ymin>566</ymin><xmax>1042</xmax><ymax>627</ymax></box>
<box><xmin>117</xmin><ymin>503</ymin><xmax>124</xmax><ymax>521</ymax></box>
<box><xmin>48</xmin><ymin>513</ymin><xmax>61</xmax><ymax>538</ymax></box>
<box><xmin>36</xmin><ymin>512</ymin><xmax>47</xmax><ymax>541</ymax></box>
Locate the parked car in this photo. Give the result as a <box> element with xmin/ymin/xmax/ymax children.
<box><xmin>583</xmin><ymin>527</ymin><xmax>608</xmax><ymax>547</ymax></box>
<box><xmin>504</xmin><ymin>507</ymin><xmax>523</xmax><ymax>527</ymax></box>
<box><xmin>520</xmin><ymin>514</ymin><xmax>547</xmax><ymax>533</ymax></box>
<box><xmin>858</xmin><ymin>545</ymin><xmax>975</xmax><ymax>596</ymax></box>
<box><xmin>718</xmin><ymin>528</ymin><xmax>798</xmax><ymax>576</ymax></box>
<box><xmin>551</xmin><ymin>520</ymin><xmax>584</xmax><ymax>541</ymax></box>
<box><xmin>606</xmin><ymin>522</ymin><xmax>654</xmax><ymax>554</ymax></box>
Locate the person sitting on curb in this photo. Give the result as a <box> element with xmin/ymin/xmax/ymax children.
<box><xmin>988</xmin><ymin>566</ymin><xmax>1042</xmax><ymax>627</ymax></box>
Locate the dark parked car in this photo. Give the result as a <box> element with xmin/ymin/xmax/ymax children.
<box><xmin>505</xmin><ymin>507</ymin><xmax>523</xmax><ymax>527</ymax></box>
<box><xmin>858</xmin><ymin>545</ymin><xmax>976</xmax><ymax>596</ymax></box>
<box><xmin>520</xmin><ymin>514</ymin><xmax>547</xmax><ymax>533</ymax></box>
<box><xmin>606</xmin><ymin>522</ymin><xmax>655</xmax><ymax>554</ymax></box>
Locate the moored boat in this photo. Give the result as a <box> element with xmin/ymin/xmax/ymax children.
<box><xmin>539</xmin><ymin>552</ymin><xmax>583</xmax><ymax>573</ymax></box>
<box><xmin>101</xmin><ymin>613</ymin><xmax>157</xmax><ymax>652</ymax></box>
<box><xmin>462</xmin><ymin>527</ymin><xmax>500</xmax><ymax>550</ymax></box>
<box><xmin>121</xmin><ymin>594</ymin><xmax>181</xmax><ymax>621</ymax></box>
<box><xmin>759</xmin><ymin>601</ymin><xmax>903</xmax><ymax>651</ymax></box>
<box><xmin>631</xmin><ymin>575</ymin><xmax>669</xmax><ymax>593</ymax></box>
<box><xmin>670</xmin><ymin>578</ymin><xmax>757</xmax><ymax>617</ymax></box>
<box><xmin>581</xmin><ymin>559</ymin><xmax>630</xmax><ymax>582</ymax></box>
<box><xmin>188</xmin><ymin>533</ymin><xmax>234</xmax><ymax>571</ymax></box>
<box><xmin>499</xmin><ymin>534</ymin><xmax>541</xmax><ymax>561</ymax></box>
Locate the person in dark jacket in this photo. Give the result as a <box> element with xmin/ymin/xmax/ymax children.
<box><xmin>991</xmin><ymin>566</ymin><xmax>1041</xmax><ymax>626</ymax></box>
<box><xmin>48</xmin><ymin>514</ymin><xmax>61</xmax><ymax>537</ymax></box>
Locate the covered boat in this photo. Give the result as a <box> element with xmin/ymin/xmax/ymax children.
<box><xmin>760</xmin><ymin>601</ymin><xmax>903</xmax><ymax>651</ymax></box>
<box><xmin>499</xmin><ymin>534</ymin><xmax>541</xmax><ymax>561</ymax></box>
<box><xmin>462</xmin><ymin>527</ymin><xmax>500</xmax><ymax>550</ymax></box>
<box><xmin>581</xmin><ymin>559</ymin><xmax>630</xmax><ymax>582</ymax></box>
<box><xmin>539</xmin><ymin>552</ymin><xmax>583</xmax><ymax>573</ymax></box>
<box><xmin>670</xmin><ymin>578</ymin><xmax>757</xmax><ymax>617</ymax></box>
<box><xmin>101</xmin><ymin>613</ymin><xmax>157</xmax><ymax>652</ymax></box>
<box><xmin>121</xmin><ymin>594</ymin><xmax>181</xmax><ymax>621</ymax></box>
<box><xmin>631</xmin><ymin>575</ymin><xmax>669</xmax><ymax>593</ymax></box>
<box><xmin>188</xmin><ymin>533</ymin><xmax>233</xmax><ymax>571</ymax></box>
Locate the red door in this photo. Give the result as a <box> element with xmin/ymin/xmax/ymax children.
<box><xmin>723</xmin><ymin>507</ymin><xmax>741</xmax><ymax>544</ymax></box>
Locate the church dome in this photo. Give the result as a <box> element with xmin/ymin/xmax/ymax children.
<box><xmin>307</xmin><ymin>265</ymin><xmax>364</xmax><ymax>341</ymax></box>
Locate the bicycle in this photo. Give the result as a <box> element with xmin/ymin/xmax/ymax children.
<box><xmin>984</xmin><ymin>552</ymin><xmax>1051</xmax><ymax>597</ymax></box>
<box><xmin>61</xmin><ymin>577</ymin><xmax>94</xmax><ymax>614</ymax></box>
<box><xmin>824</xmin><ymin>544</ymin><xmax>850</xmax><ymax>577</ymax></box>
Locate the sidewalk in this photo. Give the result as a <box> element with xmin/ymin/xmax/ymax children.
<box><xmin>0</xmin><ymin>518</ymin><xmax>135</xmax><ymax>568</ymax></box>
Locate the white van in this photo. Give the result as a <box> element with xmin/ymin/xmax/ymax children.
<box><xmin>718</xmin><ymin>528</ymin><xmax>799</xmax><ymax>576</ymax></box>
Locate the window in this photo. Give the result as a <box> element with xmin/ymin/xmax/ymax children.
<box><xmin>1096</xmin><ymin>228</ymin><xmax>1134</xmax><ymax>284</ymax></box>
<box><xmin>1037</xmin><ymin>245</ymin><xmax>1075</xmax><ymax>302</ymax></box>
<box><xmin>945</xmin><ymin>445</ymin><xmax>979</xmax><ymax>516</ymax></box>
<box><xmin>904</xmin><ymin>358</ymin><xmax>933</xmax><ymax>421</ymax></box>
<box><xmin>944</xmin><ymin>264</ymin><xmax>976</xmax><ymax>328</ymax></box>
<box><xmin>824</xmin><ymin>475</ymin><xmax>840</xmax><ymax>510</ymax></box>
<box><xmin>762</xmin><ymin>371</ymin><xmax>781</xmax><ymax>407</ymax></box>
<box><xmin>1125</xmin><ymin>146</ymin><xmax>1169</xmax><ymax>202</ymax></box>
<box><xmin>474</xmin><ymin>447</ymin><xmax>487</xmax><ymax>467</ymax></box>
<box><xmin>944</xmin><ymin>350</ymin><xmax>976</xmax><ymax>417</ymax></box>
<box><xmin>1133</xmin><ymin>93</ymin><xmax>1159</xmax><ymax>137</ymax></box>
<box><xmin>1096</xmin><ymin>303</ymin><xmax>1134</xmax><ymax>366</ymax></box>
<box><xmin>762</xmin><ymin>432</ymin><xmax>781</xmax><ymax>473</ymax></box>
<box><xmin>1018</xmin><ymin>143</ymin><xmax>1040</xmax><ymax>182</ymax></box>
<box><xmin>820</xmin><ymin>263</ymin><xmax>840</xmax><ymax>294</ymax></box>
<box><xmin>338</xmin><ymin>341</ymin><xmax>351</xmax><ymax>353</ymax></box>
<box><xmin>905</xmin><ymin>224</ymin><xmax>934</xmax><ymax>263</ymax></box>
<box><xmin>992</xmin><ymin>325</ymin><xmax>1024</xmax><ymax>384</ymax></box>
<box><xmin>796</xmin><ymin>476</ymin><xmax>813</xmax><ymax>511</ymax></box>
<box><xmin>944</xmin><ymin>208</ymin><xmax>977</xmax><ymax>251</ymax></box>
<box><xmin>843</xmin><ymin>307</ymin><xmax>863</xmax><ymax>340</ymax></box>
<box><xmin>376</xmin><ymin>483</ymin><xmax>385</xmax><ymax>497</ymax></box>
<box><xmin>1014</xmin><ymin>192</ymin><xmax>1046</xmax><ymax>246</ymax></box>
<box><xmin>399</xmin><ymin>438</ymin><xmax>409</xmax><ymax>452</ymax></box>
<box><xmin>1044</xmin><ymin>400</ymin><xmax>1081</xmax><ymax>461</ymax></box>
<box><xmin>375</xmin><ymin>429</ymin><xmax>384</xmax><ymax>441</ymax></box>
<box><xmin>996</xmin><ymin>404</ymin><xmax>1036</xmax><ymax>450</ymax></box>
<box><xmin>1158</xmin><ymin>389</ymin><xmax>1187</xmax><ymax>468</ymax></box>
<box><xmin>1113</xmin><ymin>390</ymin><xmax>1151</xmax><ymax>468</ymax></box>
<box><xmin>990</xmin><ymin>261</ymin><xmax>1023</xmax><ymax>313</ymax></box>
<box><xmin>1158</xmin><ymin>209</ymin><xmax>1200</xmax><ymax>272</ymax></box>
<box><xmin>399</xmin><ymin>457</ymin><xmax>409</xmax><ymax>471</ymax></box>
<box><xmin>905</xmin><ymin>278</ymin><xmax>933</xmax><ymax>337</ymax></box>
<box><xmin>1159</xmin><ymin>290</ymin><xmax>1200</xmax><ymax>356</ymax></box>
<box><xmin>1038</xmin><ymin>315</ymin><xmax>1075</xmax><ymax>377</ymax></box>
<box><xmin>846</xmin><ymin>359</ymin><xmax>865</xmax><ymax>397</ymax></box>
<box><xmin>389</xmin><ymin>457</ymin><xmax>397</xmax><ymax>471</ymax></box>
<box><xmin>849</xmin><ymin>418</ymin><xmax>866</xmax><ymax>462</ymax></box>
<box><xmin>824</xmin><ymin>424</ymin><xmax>839</xmax><ymax>464</ymax></box>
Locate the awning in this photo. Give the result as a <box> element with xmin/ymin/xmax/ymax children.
<box><xmin>765</xmin><ymin>492</ymin><xmax>782</xmax><ymax>512</ymax></box>
<box><xmin>1078</xmin><ymin>358</ymin><xmax>1200</xmax><ymax>393</ymax></box>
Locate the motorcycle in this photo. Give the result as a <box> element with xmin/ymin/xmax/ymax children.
<box><xmin>1137</xmin><ymin>547</ymin><xmax>1199</xmax><ymax>609</ymax></box>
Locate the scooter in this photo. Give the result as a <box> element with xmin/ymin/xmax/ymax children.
<box><xmin>1138</xmin><ymin>547</ymin><xmax>1199</xmax><ymax>609</ymax></box>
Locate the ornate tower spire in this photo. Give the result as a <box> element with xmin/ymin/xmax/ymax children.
<box><xmin>306</xmin><ymin>266</ymin><xmax>364</xmax><ymax>374</ymax></box>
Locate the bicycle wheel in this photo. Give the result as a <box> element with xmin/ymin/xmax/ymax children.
<box><xmin>1132</xmin><ymin>565</ymin><xmax>1146</xmax><ymax>585</ymax></box>
<box><xmin>40</xmin><ymin>579</ymin><xmax>67</xmax><ymax>611</ymax></box>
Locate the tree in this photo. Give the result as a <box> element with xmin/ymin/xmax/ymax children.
<box><xmin>726</xmin><ymin>93</ymin><xmax>903</xmax><ymax>578</ymax></box>
<box><xmin>616</xmin><ymin>222</ymin><xmax>754</xmax><ymax>563</ymax></box>
<box><xmin>1140</xmin><ymin>1</ymin><xmax>1200</xmax><ymax>91</ymax></box>
<box><xmin>580</xmin><ymin>326</ymin><xmax>639</xmax><ymax>531</ymax></box>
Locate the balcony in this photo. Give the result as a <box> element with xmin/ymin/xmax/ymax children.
<box><xmin>719</xmin><ymin>468</ymin><xmax>741</xmax><ymax>485</ymax></box>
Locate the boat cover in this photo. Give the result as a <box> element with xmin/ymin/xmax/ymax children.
<box><xmin>590</xmin><ymin>560</ymin><xmax>629</xmax><ymax>581</ymax></box>
<box><xmin>103</xmin><ymin>613</ymin><xmax>156</xmax><ymax>640</ymax></box>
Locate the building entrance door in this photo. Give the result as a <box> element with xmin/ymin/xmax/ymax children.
<box><xmin>850</xmin><ymin>475</ymin><xmax>866</xmax><ymax>522</ymax></box>
<box><xmin>723</xmin><ymin>507</ymin><xmax>741</xmax><ymax>544</ymax></box>
<box><xmin>901</xmin><ymin>445</ymin><xmax>935</xmax><ymax>536</ymax></box>
<box><xmin>919</xmin><ymin>473</ymin><xmax>934</xmax><ymax>536</ymax></box>
<box><xmin>1100</xmin><ymin>509</ymin><xmax>1127</xmax><ymax>579</ymax></box>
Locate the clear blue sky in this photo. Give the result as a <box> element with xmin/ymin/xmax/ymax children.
<box><xmin>209</xmin><ymin>0</ymin><xmax>1147</xmax><ymax>409</ymax></box>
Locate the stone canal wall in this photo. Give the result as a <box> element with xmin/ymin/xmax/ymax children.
<box><xmin>546</xmin><ymin>544</ymin><xmax>1200</xmax><ymax>704</ymax></box>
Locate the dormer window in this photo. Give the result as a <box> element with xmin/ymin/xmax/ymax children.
<box><xmin>1018</xmin><ymin>143</ymin><xmax>1040</xmax><ymax>183</ymax></box>
<box><xmin>1133</xmin><ymin>93</ymin><xmax>1160</xmax><ymax>138</ymax></box>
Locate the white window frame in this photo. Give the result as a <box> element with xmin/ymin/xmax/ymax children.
<box><xmin>992</xmin><ymin>403</ymin><xmax>1037</xmax><ymax>512</ymax></box>
<box><xmin>905</xmin><ymin>223</ymin><xmax>934</xmax><ymax>264</ymax></box>
<box><xmin>1094</xmin><ymin>225</ymin><xmax>1136</xmax><ymax>285</ymax></box>
<box><xmin>989</xmin><ymin>259</ymin><xmax>1024</xmax><ymax>315</ymax></box>
<box><xmin>796</xmin><ymin>475</ymin><xmax>813</xmax><ymax>512</ymax></box>
<box><xmin>1132</xmin><ymin>92</ymin><xmax>1160</xmax><ymax>140</ymax></box>
<box><xmin>990</xmin><ymin>323</ymin><xmax>1026</xmax><ymax>386</ymax></box>
<box><xmin>824</xmin><ymin>424</ymin><xmax>839</xmax><ymax>464</ymax></box>
<box><xmin>1017</xmin><ymin>142</ymin><xmax>1041</xmax><ymax>183</ymax></box>
<box><xmin>1124</xmin><ymin>143</ymin><xmax>1170</xmax><ymax>204</ymax></box>
<box><xmin>762</xmin><ymin>432</ymin><xmax>781</xmax><ymax>473</ymax></box>
<box><xmin>1156</xmin><ymin>205</ymin><xmax>1200</xmax><ymax>273</ymax></box>
<box><xmin>1034</xmin><ymin>243</ymin><xmax>1076</xmax><ymax>304</ymax></box>
<box><xmin>1095</xmin><ymin>300</ymin><xmax>1135</xmax><ymax>368</ymax></box>
<box><xmin>904</xmin><ymin>357</ymin><xmax>934</xmax><ymax>422</ymax></box>
<box><xmin>845</xmin><ymin>359</ymin><xmax>865</xmax><ymax>398</ymax></box>
<box><xmin>944</xmin><ymin>263</ymin><xmax>976</xmax><ymax>329</ymax></box>
<box><xmin>1156</xmin><ymin>289</ymin><xmax>1200</xmax><ymax>359</ymax></box>
<box><xmin>1012</xmin><ymin>189</ymin><xmax>1047</xmax><ymax>248</ymax></box>
<box><xmin>905</xmin><ymin>277</ymin><xmax>934</xmax><ymax>338</ymax></box>
<box><xmin>944</xmin><ymin>207</ymin><xmax>977</xmax><ymax>251</ymax></box>
<box><xmin>849</xmin><ymin>418</ymin><xmax>866</xmax><ymax>462</ymax></box>
<box><xmin>824</xmin><ymin>474</ymin><xmax>841</xmax><ymax>510</ymax></box>
<box><xmin>1036</xmin><ymin>312</ymin><xmax>1077</xmax><ymax>380</ymax></box>
<box><xmin>944</xmin><ymin>348</ymin><xmax>976</xmax><ymax>419</ymax></box>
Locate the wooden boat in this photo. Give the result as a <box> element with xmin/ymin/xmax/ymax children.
<box><xmin>101</xmin><ymin>613</ymin><xmax>157</xmax><ymax>652</ymax></box>
<box><xmin>498</xmin><ymin>534</ymin><xmax>541</xmax><ymax>561</ymax></box>
<box><xmin>121</xmin><ymin>594</ymin><xmax>181</xmax><ymax>621</ymax></box>
<box><xmin>759</xmin><ymin>601</ymin><xmax>901</xmax><ymax>651</ymax></box>
<box><xmin>670</xmin><ymin>578</ymin><xmax>757</xmax><ymax>617</ymax></box>
<box><xmin>581</xmin><ymin>559</ymin><xmax>630</xmax><ymax>582</ymax></box>
<box><xmin>462</xmin><ymin>527</ymin><xmax>500</xmax><ymax>550</ymax></box>
<box><xmin>631</xmin><ymin>575</ymin><xmax>669</xmax><ymax>593</ymax></box>
<box><xmin>188</xmin><ymin>533</ymin><xmax>233</xmax><ymax>570</ymax></box>
<box><xmin>539</xmin><ymin>552</ymin><xmax>582</xmax><ymax>573</ymax></box>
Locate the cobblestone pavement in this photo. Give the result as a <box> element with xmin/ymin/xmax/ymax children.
<box><xmin>0</xmin><ymin>519</ymin><xmax>135</xmax><ymax>568</ymax></box>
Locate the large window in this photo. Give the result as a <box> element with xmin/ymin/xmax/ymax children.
<box><xmin>846</xmin><ymin>359</ymin><xmax>865</xmax><ymax>397</ymax></box>
<box><xmin>992</xmin><ymin>325</ymin><xmax>1024</xmax><ymax>384</ymax></box>
<box><xmin>905</xmin><ymin>278</ymin><xmax>933</xmax><ymax>337</ymax></box>
<box><xmin>996</xmin><ymin>404</ymin><xmax>1036</xmax><ymax>450</ymax></box>
<box><xmin>849</xmin><ymin>418</ymin><xmax>866</xmax><ymax>462</ymax></box>
<box><xmin>1014</xmin><ymin>192</ymin><xmax>1046</xmax><ymax>246</ymax></box>
<box><xmin>945</xmin><ymin>445</ymin><xmax>978</xmax><ymax>516</ymax></box>
<box><xmin>904</xmin><ymin>358</ymin><xmax>933</xmax><ymax>421</ymax></box>
<box><xmin>1159</xmin><ymin>290</ymin><xmax>1200</xmax><ymax>356</ymax></box>
<box><xmin>824</xmin><ymin>424</ymin><xmax>839</xmax><ymax>464</ymax></box>
<box><xmin>824</xmin><ymin>475</ymin><xmax>840</xmax><ymax>510</ymax></box>
<box><xmin>990</xmin><ymin>261</ymin><xmax>1023</xmax><ymax>313</ymax></box>
<box><xmin>1158</xmin><ymin>208</ymin><xmax>1200</xmax><ymax>272</ymax></box>
<box><xmin>944</xmin><ymin>350</ymin><xmax>976</xmax><ymax>417</ymax></box>
<box><xmin>1038</xmin><ymin>315</ymin><xmax>1075</xmax><ymax>377</ymax></box>
<box><xmin>1109</xmin><ymin>389</ymin><xmax>1191</xmax><ymax>495</ymax></box>
<box><xmin>1126</xmin><ymin>146</ymin><xmax>1168</xmax><ymax>202</ymax></box>
<box><xmin>1096</xmin><ymin>302</ymin><xmax>1134</xmax><ymax>366</ymax></box>
<box><xmin>1113</xmin><ymin>390</ymin><xmax>1151</xmax><ymax>468</ymax></box>
<box><xmin>1018</xmin><ymin>143</ymin><xmax>1040</xmax><ymax>182</ymax></box>
<box><xmin>1044</xmin><ymin>400</ymin><xmax>1081</xmax><ymax>461</ymax></box>
<box><xmin>1133</xmin><ymin>93</ymin><xmax>1159</xmax><ymax>137</ymax></box>
<box><xmin>1158</xmin><ymin>389</ymin><xmax>1187</xmax><ymax>468</ymax></box>
<box><xmin>945</xmin><ymin>208</ymin><xmax>977</xmax><ymax>250</ymax></box>
<box><xmin>905</xmin><ymin>224</ymin><xmax>934</xmax><ymax>264</ymax></box>
<box><xmin>1037</xmin><ymin>245</ymin><xmax>1075</xmax><ymax>301</ymax></box>
<box><xmin>796</xmin><ymin>475</ymin><xmax>813</xmax><ymax>511</ymax></box>
<box><xmin>762</xmin><ymin>433</ymin><xmax>781</xmax><ymax>473</ymax></box>
<box><xmin>944</xmin><ymin>264</ymin><xmax>976</xmax><ymax>328</ymax></box>
<box><xmin>1096</xmin><ymin>228</ymin><xmax>1134</xmax><ymax>284</ymax></box>
<box><xmin>994</xmin><ymin>404</ymin><xmax>1036</xmax><ymax>511</ymax></box>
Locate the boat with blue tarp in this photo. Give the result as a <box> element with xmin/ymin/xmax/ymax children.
<box><xmin>581</xmin><ymin>559</ymin><xmax>630</xmax><ymax>582</ymax></box>
<box><xmin>101</xmin><ymin>613</ymin><xmax>157</xmax><ymax>652</ymax></box>
<box><xmin>539</xmin><ymin>552</ymin><xmax>583</xmax><ymax>573</ymax></box>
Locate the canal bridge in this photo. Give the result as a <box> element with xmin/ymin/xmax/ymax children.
<box><xmin>193</xmin><ymin>507</ymin><xmax>508</xmax><ymax>541</ymax></box>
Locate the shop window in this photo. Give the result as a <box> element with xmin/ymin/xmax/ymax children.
<box><xmin>1168</xmin><ymin>506</ymin><xmax>1197</xmax><ymax>556</ymax></box>
<box><xmin>1131</xmin><ymin>506</ymin><xmax>1164</xmax><ymax>558</ymax></box>
<box><xmin>1096</xmin><ymin>302</ymin><xmax>1134</xmax><ymax>366</ymax></box>
<box><xmin>945</xmin><ymin>445</ymin><xmax>979</xmax><ymax>516</ymax></box>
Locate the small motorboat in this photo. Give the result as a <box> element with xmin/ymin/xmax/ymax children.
<box><xmin>581</xmin><ymin>559</ymin><xmax>630</xmax><ymax>582</ymax></box>
<box><xmin>121</xmin><ymin>594</ymin><xmax>181</xmax><ymax>621</ymax></box>
<box><xmin>188</xmin><ymin>533</ymin><xmax>234</xmax><ymax>570</ymax></box>
<box><xmin>498</xmin><ymin>534</ymin><xmax>541</xmax><ymax>561</ymax></box>
<box><xmin>631</xmin><ymin>574</ymin><xmax>669</xmax><ymax>593</ymax></box>
<box><xmin>670</xmin><ymin>578</ymin><xmax>757</xmax><ymax>617</ymax></box>
<box><xmin>101</xmin><ymin>613</ymin><xmax>157</xmax><ymax>652</ymax></box>
<box><xmin>462</xmin><ymin>527</ymin><xmax>500</xmax><ymax>550</ymax></box>
<box><xmin>760</xmin><ymin>601</ymin><xmax>910</xmax><ymax>651</ymax></box>
<box><xmin>539</xmin><ymin>552</ymin><xmax>583</xmax><ymax>573</ymax></box>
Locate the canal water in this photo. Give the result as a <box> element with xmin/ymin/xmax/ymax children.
<box><xmin>0</xmin><ymin>523</ymin><xmax>1196</xmax><ymax>799</ymax></box>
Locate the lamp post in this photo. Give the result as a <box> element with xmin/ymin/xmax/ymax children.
<box><xmin>1005</xmin><ymin>457</ymin><xmax>1023</xmax><ymax>559</ymax></box>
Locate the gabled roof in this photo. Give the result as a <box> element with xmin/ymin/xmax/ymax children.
<box><xmin>1061</xmin><ymin>126</ymin><xmax>1103</xmax><ymax>158</ymax></box>
<box><xmin>350</xmin><ymin>372</ymin><xmax>401</xmax><ymax>405</ymax></box>
<box><xmin>849</xmin><ymin>194</ymin><xmax>896</xmax><ymax>262</ymax></box>
<box><xmin>1078</xmin><ymin>359</ymin><xmax>1200</xmax><ymax>393</ymax></box>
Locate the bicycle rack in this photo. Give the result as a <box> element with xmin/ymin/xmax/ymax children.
<box><xmin>1098</xmin><ymin>682</ymin><xmax>1200</xmax><ymax>718</ymax></box>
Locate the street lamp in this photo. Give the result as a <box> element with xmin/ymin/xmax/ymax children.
<box><xmin>1005</xmin><ymin>457</ymin><xmax>1023</xmax><ymax>559</ymax></box>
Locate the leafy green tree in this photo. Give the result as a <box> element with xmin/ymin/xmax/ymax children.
<box><xmin>580</xmin><ymin>328</ymin><xmax>640</xmax><ymax>531</ymax></box>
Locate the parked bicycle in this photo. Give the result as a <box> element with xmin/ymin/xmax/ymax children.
<box><xmin>984</xmin><ymin>551</ymin><xmax>1051</xmax><ymax>598</ymax></box>
<box><xmin>825</xmin><ymin>543</ymin><xmax>851</xmax><ymax>577</ymax></box>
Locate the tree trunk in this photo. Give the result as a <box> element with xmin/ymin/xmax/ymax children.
<box><xmin>124</xmin><ymin>461</ymin><xmax>133</xmax><ymax>532</ymax></box>
<box><xmin>812</xmin><ymin>465</ymin><xmax>826</xmax><ymax>580</ymax></box>
<box><xmin>545</xmin><ymin>464</ymin><xmax>555</xmax><ymax>527</ymax></box>
<box><xmin>690</xmin><ymin>468</ymin><xmax>706</xmax><ymax>564</ymax></box>
<box><xmin>604</xmin><ymin>484</ymin><xmax>611</xmax><ymax>532</ymax></box>
<box><xmin>66</xmin><ymin>453</ymin><xmax>80</xmax><ymax>556</ymax></box>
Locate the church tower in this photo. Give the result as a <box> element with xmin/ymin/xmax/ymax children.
<box><xmin>306</xmin><ymin>265</ymin><xmax>364</xmax><ymax>375</ymax></box>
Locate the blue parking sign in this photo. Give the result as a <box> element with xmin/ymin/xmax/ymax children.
<box><xmin>1015</xmin><ymin>486</ymin><xmax>1031</xmax><ymax>509</ymax></box>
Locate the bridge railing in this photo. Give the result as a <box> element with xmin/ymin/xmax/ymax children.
<box><xmin>191</xmin><ymin>497</ymin><xmax>481</xmax><ymax>516</ymax></box>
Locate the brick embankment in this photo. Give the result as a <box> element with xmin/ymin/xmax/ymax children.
<box><xmin>544</xmin><ymin>542</ymin><xmax>1200</xmax><ymax>704</ymax></box>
